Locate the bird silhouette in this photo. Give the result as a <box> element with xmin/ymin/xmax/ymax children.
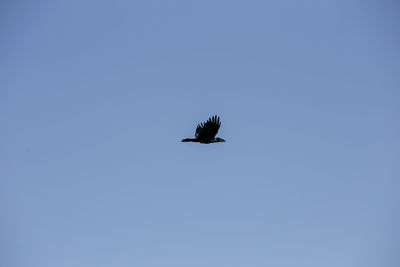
<box><xmin>182</xmin><ymin>115</ymin><xmax>226</xmax><ymax>144</ymax></box>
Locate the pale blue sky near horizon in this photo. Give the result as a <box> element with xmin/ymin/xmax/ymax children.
<box><xmin>1</xmin><ymin>1</ymin><xmax>399</xmax><ymax>267</ymax></box>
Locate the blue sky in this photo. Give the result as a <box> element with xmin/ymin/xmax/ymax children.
<box><xmin>1</xmin><ymin>1</ymin><xmax>399</xmax><ymax>267</ymax></box>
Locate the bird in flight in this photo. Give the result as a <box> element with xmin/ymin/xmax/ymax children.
<box><xmin>182</xmin><ymin>115</ymin><xmax>226</xmax><ymax>144</ymax></box>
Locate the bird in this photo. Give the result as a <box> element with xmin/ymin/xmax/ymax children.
<box><xmin>182</xmin><ymin>115</ymin><xmax>226</xmax><ymax>144</ymax></box>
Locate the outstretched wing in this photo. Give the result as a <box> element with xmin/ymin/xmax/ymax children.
<box><xmin>195</xmin><ymin>115</ymin><xmax>221</xmax><ymax>140</ymax></box>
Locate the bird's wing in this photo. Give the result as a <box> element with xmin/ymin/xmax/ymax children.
<box><xmin>195</xmin><ymin>115</ymin><xmax>221</xmax><ymax>140</ymax></box>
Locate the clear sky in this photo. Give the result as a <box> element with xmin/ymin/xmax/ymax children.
<box><xmin>1</xmin><ymin>1</ymin><xmax>399</xmax><ymax>267</ymax></box>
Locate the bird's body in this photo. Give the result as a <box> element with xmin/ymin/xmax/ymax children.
<box><xmin>182</xmin><ymin>115</ymin><xmax>226</xmax><ymax>144</ymax></box>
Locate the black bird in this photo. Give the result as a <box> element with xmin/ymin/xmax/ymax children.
<box><xmin>182</xmin><ymin>115</ymin><xmax>226</xmax><ymax>144</ymax></box>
